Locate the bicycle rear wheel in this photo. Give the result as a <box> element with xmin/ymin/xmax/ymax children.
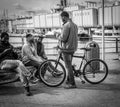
<box><xmin>38</xmin><ymin>59</ymin><xmax>66</xmax><ymax>87</ymax></box>
<box><xmin>83</xmin><ymin>59</ymin><xmax>108</xmax><ymax>84</ymax></box>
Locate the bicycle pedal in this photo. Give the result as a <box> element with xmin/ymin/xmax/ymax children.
<box><xmin>74</xmin><ymin>73</ymin><xmax>79</xmax><ymax>77</ymax></box>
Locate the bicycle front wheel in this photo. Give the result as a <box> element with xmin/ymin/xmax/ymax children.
<box><xmin>83</xmin><ymin>59</ymin><xmax>108</xmax><ymax>84</ymax></box>
<box><xmin>38</xmin><ymin>59</ymin><xmax>66</xmax><ymax>87</ymax></box>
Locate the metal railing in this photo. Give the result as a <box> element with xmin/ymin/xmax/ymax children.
<box><xmin>10</xmin><ymin>35</ymin><xmax>120</xmax><ymax>56</ymax></box>
<box><xmin>92</xmin><ymin>36</ymin><xmax>120</xmax><ymax>53</ymax></box>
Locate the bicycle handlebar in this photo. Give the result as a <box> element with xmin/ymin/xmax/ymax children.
<box><xmin>53</xmin><ymin>46</ymin><xmax>76</xmax><ymax>53</ymax></box>
<box><xmin>53</xmin><ymin>46</ymin><xmax>91</xmax><ymax>52</ymax></box>
<box><xmin>53</xmin><ymin>46</ymin><xmax>90</xmax><ymax>59</ymax></box>
<box><xmin>80</xmin><ymin>48</ymin><xmax>91</xmax><ymax>51</ymax></box>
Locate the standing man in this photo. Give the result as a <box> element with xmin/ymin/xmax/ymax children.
<box><xmin>55</xmin><ymin>11</ymin><xmax>78</xmax><ymax>89</ymax></box>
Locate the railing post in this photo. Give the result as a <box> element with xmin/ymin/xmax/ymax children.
<box><xmin>21</xmin><ymin>36</ymin><xmax>24</xmax><ymax>46</ymax></box>
<box><xmin>116</xmin><ymin>38</ymin><xmax>118</xmax><ymax>53</ymax></box>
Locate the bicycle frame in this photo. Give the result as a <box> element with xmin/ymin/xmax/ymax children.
<box><xmin>73</xmin><ymin>54</ymin><xmax>87</xmax><ymax>71</ymax></box>
<box><xmin>54</xmin><ymin>50</ymin><xmax>87</xmax><ymax>83</ymax></box>
<box><xmin>56</xmin><ymin>49</ymin><xmax>89</xmax><ymax>72</ymax></box>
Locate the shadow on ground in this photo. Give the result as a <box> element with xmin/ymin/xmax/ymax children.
<box><xmin>0</xmin><ymin>82</ymin><xmax>61</xmax><ymax>96</ymax></box>
<box><xmin>109</xmin><ymin>70</ymin><xmax>120</xmax><ymax>74</ymax></box>
<box><xmin>76</xmin><ymin>82</ymin><xmax>120</xmax><ymax>91</ymax></box>
<box><xmin>0</xmin><ymin>78</ymin><xmax>120</xmax><ymax>96</ymax></box>
<box><xmin>0</xmin><ymin>83</ymin><xmax>24</xmax><ymax>95</ymax></box>
<box><xmin>30</xmin><ymin>82</ymin><xmax>62</xmax><ymax>95</ymax></box>
<box><xmin>31</xmin><ymin>81</ymin><xmax>120</xmax><ymax>96</ymax></box>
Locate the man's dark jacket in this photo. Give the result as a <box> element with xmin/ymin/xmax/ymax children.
<box><xmin>0</xmin><ymin>41</ymin><xmax>18</xmax><ymax>63</ymax></box>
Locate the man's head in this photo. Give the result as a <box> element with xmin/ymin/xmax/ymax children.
<box><xmin>1</xmin><ymin>32</ymin><xmax>9</xmax><ymax>44</ymax></box>
<box><xmin>26</xmin><ymin>34</ymin><xmax>34</xmax><ymax>43</ymax></box>
<box><xmin>60</xmin><ymin>11</ymin><xmax>69</xmax><ymax>24</ymax></box>
<box><xmin>38</xmin><ymin>36</ymin><xmax>44</xmax><ymax>43</ymax></box>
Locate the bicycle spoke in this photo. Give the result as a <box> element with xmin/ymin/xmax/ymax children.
<box><xmin>39</xmin><ymin>60</ymin><xmax>66</xmax><ymax>87</ymax></box>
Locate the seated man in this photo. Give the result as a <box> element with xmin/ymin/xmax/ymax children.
<box><xmin>22</xmin><ymin>34</ymin><xmax>44</xmax><ymax>78</ymax></box>
<box><xmin>36</xmin><ymin>36</ymin><xmax>47</xmax><ymax>60</ymax></box>
<box><xmin>36</xmin><ymin>35</ymin><xmax>63</xmax><ymax>76</ymax></box>
<box><xmin>22</xmin><ymin>34</ymin><xmax>63</xmax><ymax>78</ymax></box>
<box><xmin>0</xmin><ymin>32</ymin><xmax>32</xmax><ymax>96</ymax></box>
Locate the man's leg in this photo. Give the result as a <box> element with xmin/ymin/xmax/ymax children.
<box><xmin>62</xmin><ymin>53</ymin><xmax>76</xmax><ymax>88</ymax></box>
<box><xmin>16</xmin><ymin>60</ymin><xmax>31</xmax><ymax>77</ymax></box>
<box><xmin>0</xmin><ymin>60</ymin><xmax>18</xmax><ymax>70</ymax></box>
<box><xmin>25</xmin><ymin>60</ymin><xmax>41</xmax><ymax>81</ymax></box>
<box><xmin>1</xmin><ymin>60</ymin><xmax>32</xmax><ymax>96</ymax></box>
<box><xmin>16</xmin><ymin>67</ymin><xmax>32</xmax><ymax>96</ymax></box>
<box><xmin>1</xmin><ymin>60</ymin><xmax>31</xmax><ymax>77</ymax></box>
<box><xmin>25</xmin><ymin>60</ymin><xmax>41</xmax><ymax>68</ymax></box>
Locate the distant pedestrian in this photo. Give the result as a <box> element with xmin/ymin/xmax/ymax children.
<box><xmin>55</xmin><ymin>11</ymin><xmax>78</xmax><ymax>89</ymax></box>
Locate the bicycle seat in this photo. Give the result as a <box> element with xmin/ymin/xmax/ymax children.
<box><xmin>80</xmin><ymin>48</ymin><xmax>91</xmax><ymax>51</ymax></box>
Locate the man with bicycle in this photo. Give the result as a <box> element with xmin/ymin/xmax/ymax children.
<box><xmin>55</xmin><ymin>11</ymin><xmax>78</xmax><ymax>89</ymax></box>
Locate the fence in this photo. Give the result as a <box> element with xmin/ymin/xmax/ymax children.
<box><xmin>9</xmin><ymin>35</ymin><xmax>120</xmax><ymax>56</ymax></box>
<box><xmin>92</xmin><ymin>36</ymin><xmax>120</xmax><ymax>53</ymax></box>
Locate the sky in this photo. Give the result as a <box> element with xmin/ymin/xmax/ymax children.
<box><xmin>0</xmin><ymin>0</ymin><xmax>118</xmax><ymax>18</ymax></box>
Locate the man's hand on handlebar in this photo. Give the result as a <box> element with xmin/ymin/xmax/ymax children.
<box><xmin>54</xmin><ymin>31</ymin><xmax>61</xmax><ymax>38</ymax></box>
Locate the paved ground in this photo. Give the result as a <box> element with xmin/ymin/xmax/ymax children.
<box><xmin>0</xmin><ymin>52</ymin><xmax>120</xmax><ymax>107</ymax></box>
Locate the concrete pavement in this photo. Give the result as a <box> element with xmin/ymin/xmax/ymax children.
<box><xmin>0</xmin><ymin>52</ymin><xmax>120</xmax><ymax>107</ymax></box>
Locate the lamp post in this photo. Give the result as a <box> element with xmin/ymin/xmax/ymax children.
<box><xmin>102</xmin><ymin>0</ymin><xmax>105</xmax><ymax>61</ymax></box>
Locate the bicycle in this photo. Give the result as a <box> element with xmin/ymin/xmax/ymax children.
<box><xmin>72</xmin><ymin>47</ymin><xmax>108</xmax><ymax>84</ymax></box>
<box><xmin>39</xmin><ymin>46</ymin><xmax>108</xmax><ymax>87</ymax></box>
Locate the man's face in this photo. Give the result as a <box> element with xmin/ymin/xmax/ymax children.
<box><xmin>61</xmin><ymin>16</ymin><xmax>67</xmax><ymax>24</ymax></box>
<box><xmin>27</xmin><ymin>35</ymin><xmax>34</xmax><ymax>43</ymax></box>
<box><xmin>1</xmin><ymin>35</ymin><xmax>9</xmax><ymax>44</ymax></box>
<box><xmin>38</xmin><ymin>37</ymin><xmax>43</xmax><ymax>42</ymax></box>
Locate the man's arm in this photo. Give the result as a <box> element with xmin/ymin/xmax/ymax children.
<box><xmin>40</xmin><ymin>44</ymin><xmax>47</xmax><ymax>60</ymax></box>
<box><xmin>23</xmin><ymin>45</ymin><xmax>41</xmax><ymax>62</ymax></box>
<box><xmin>59</xmin><ymin>24</ymin><xmax>70</xmax><ymax>43</ymax></box>
<box><xmin>0</xmin><ymin>47</ymin><xmax>12</xmax><ymax>59</ymax></box>
<box><xmin>9</xmin><ymin>45</ymin><xmax>18</xmax><ymax>59</ymax></box>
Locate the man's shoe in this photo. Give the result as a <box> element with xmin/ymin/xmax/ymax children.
<box><xmin>29</xmin><ymin>77</ymin><xmax>39</xmax><ymax>84</ymax></box>
<box><xmin>64</xmin><ymin>84</ymin><xmax>77</xmax><ymax>89</ymax></box>
<box><xmin>49</xmin><ymin>65</ymin><xmax>63</xmax><ymax>76</ymax></box>
<box><xmin>65</xmin><ymin>81</ymin><xmax>69</xmax><ymax>85</ymax></box>
<box><xmin>24</xmin><ymin>86</ymin><xmax>32</xmax><ymax>96</ymax></box>
<box><xmin>25</xmin><ymin>91</ymin><xmax>32</xmax><ymax>96</ymax></box>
